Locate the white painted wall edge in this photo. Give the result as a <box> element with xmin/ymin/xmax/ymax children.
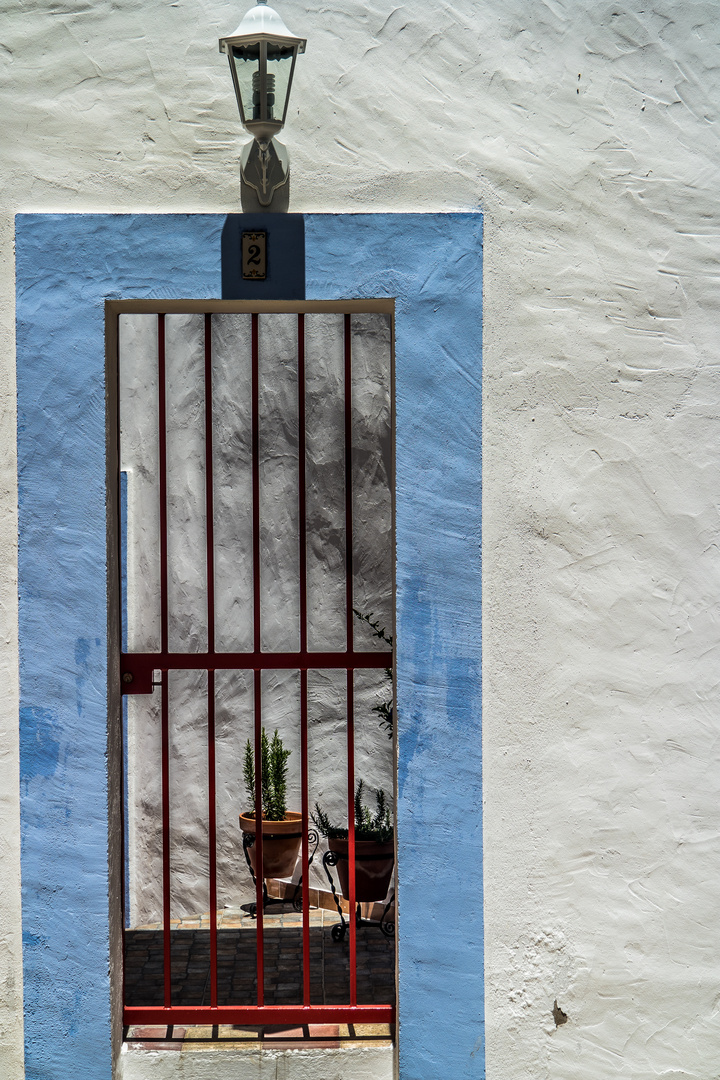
<box><xmin>0</xmin><ymin>210</ymin><xmax>24</xmax><ymax>1079</ymax></box>
<box><xmin>117</xmin><ymin>1043</ymin><xmax>393</xmax><ymax>1080</ymax></box>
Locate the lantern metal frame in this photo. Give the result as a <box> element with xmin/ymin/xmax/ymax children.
<box><xmin>219</xmin><ymin>1</ymin><xmax>306</xmax><ymax>208</ymax></box>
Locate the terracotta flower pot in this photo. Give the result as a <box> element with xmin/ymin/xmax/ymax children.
<box><xmin>328</xmin><ymin>837</ymin><xmax>395</xmax><ymax>902</ymax></box>
<box><xmin>239</xmin><ymin>811</ymin><xmax>302</xmax><ymax>879</ymax></box>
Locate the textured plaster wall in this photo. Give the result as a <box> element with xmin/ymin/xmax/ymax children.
<box><xmin>2</xmin><ymin>2</ymin><xmax>720</xmax><ymax>1080</ymax></box>
<box><xmin>119</xmin><ymin>1043</ymin><xmax>393</xmax><ymax>1080</ymax></box>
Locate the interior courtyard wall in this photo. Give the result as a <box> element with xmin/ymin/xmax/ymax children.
<box><xmin>2</xmin><ymin>1</ymin><xmax>720</xmax><ymax>1078</ymax></box>
<box><xmin>119</xmin><ymin>310</ymin><xmax>394</xmax><ymax>926</ymax></box>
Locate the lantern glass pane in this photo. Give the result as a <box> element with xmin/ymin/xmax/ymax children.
<box><xmin>231</xmin><ymin>43</ymin><xmax>260</xmax><ymax>121</ymax></box>
<box><xmin>266</xmin><ymin>44</ymin><xmax>295</xmax><ymax>122</ymax></box>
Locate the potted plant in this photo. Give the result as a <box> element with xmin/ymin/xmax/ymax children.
<box><xmin>239</xmin><ymin>728</ymin><xmax>302</xmax><ymax>880</ymax></box>
<box><xmin>312</xmin><ymin>780</ymin><xmax>394</xmax><ymax>902</ymax></box>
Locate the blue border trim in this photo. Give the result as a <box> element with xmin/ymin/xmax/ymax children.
<box><xmin>308</xmin><ymin>215</ymin><xmax>484</xmax><ymax>1078</ymax></box>
<box><xmin>16</xmin><ymin>212</ymin><xmax>483</xmax><ymax>1080</ymax></box>
<box><xmin>15</xmin><ymin>214</ymin><xmax>222</xmax><ymax>1080</ymax></box>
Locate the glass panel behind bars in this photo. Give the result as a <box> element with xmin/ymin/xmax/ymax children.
<box><xmin>119</xmin><ymin>308</ymin><xmax>394</xmax><ymax>1020</ymax></box>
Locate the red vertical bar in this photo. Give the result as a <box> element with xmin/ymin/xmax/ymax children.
<box><xmin>251</xmin><ymin>312</ymin><xmax>264</xmax><ymax>1006</ymax></box>
<box><xmin>297</xmin><ymin>314</ymin><xmax>311</xmax><ymax>1005</ymax></box>
<box><xmin>158</xmin><ymin>313</ymin><xmax>172</xmax><ymax>1007</ymax></box>
<box><xmin>204</xmin><ymin>314</ymin><xmax>218</xmax><ymax>1008</ymax></box>
<box><xmin>344</xmin><ymin>313</ymin><xmax>357</xmax><ymax>1007</ymax></box>
<box><xmin>346</xmin><ymin>671</ymin><xmax>356</xmax><ymax>1005</ymax></box>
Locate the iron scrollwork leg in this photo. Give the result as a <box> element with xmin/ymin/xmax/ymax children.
<box><xmin>322</xmin><ymin>849</ymin><xmax>347</xmax><ymax>941</ymax></box>
<box><xmin>379</xmin><ymin>891</ymin><xmax>395</xmax><ymax>939</ymax></box>
<box><xmin>242</xmin><ymin>831</ymin><xmax>256</xmax><ymax>885</ymax></box>
<box><xmin>291</xmin><ymin>829</ymin><xmax>320</xmax><ymax>912</ymax></box>
<box><xmin>241</xmin><ymin>832</ymin><xmax>268</xmax><ymax>916</ymax></box>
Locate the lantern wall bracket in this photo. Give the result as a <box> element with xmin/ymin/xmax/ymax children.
<box><xmin>240</xmin><ymin>137</ymin><xmax>289</xmax><ymax>211</ymax></box>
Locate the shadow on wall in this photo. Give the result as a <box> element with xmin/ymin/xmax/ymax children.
<box><xmin>221</xmin><ymin>214</ymin><xmax>305</xmax><ymax>300</ymax></box>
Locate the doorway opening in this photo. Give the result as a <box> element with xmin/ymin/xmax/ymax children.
<box><xmin>109</xmin><ymin>300</ymin><xmax>395</xmax><ymax>1035</ymax></box>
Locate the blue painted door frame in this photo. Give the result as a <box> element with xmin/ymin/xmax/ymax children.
<box><xmin>15</xmin><ymin>211</ymin><xmax>483</xmax><ymax>1080</ymax></box>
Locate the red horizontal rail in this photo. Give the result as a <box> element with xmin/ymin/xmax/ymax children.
<box><xmin>123</xmin><ymin>651</ymin><xmax>390</xmax><ymax>669</ymax></box>
<box><xmin>121</xmin><ymin>650</ymin><xmax>391</xmax><ymax>691</ymax></box>
<box><xmin>124</xmin><ymin>1005</ymin><xmax>395</xmax><ymax>1026</ymax></box>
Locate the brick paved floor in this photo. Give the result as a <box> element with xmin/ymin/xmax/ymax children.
<box><xmin>124</xmin><ymin>1021</ymin><xmax>394</xmax><ymax>1049</ymax></box>
<box><xmin>125</xmin><ymin>905</ymin><xmax>395</xmax><ymax>1008</ymax></box>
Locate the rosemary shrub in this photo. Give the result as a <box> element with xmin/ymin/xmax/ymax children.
<box><xmin>312</xmin><ymin>779</ymin><xmax>393</xmax><ymax>843</ymax></box>
<box><xmin>243</xmin><ymin>728</ymin><xmax>291</xmax><ymax>821</ymax></box>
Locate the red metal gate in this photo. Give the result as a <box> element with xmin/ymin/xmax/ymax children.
<box><xmin>112</xmin><ymin>300</ymin><xmax>395</xmax><ymax>1028</ymax></box>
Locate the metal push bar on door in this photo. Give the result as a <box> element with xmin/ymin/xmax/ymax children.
<box><xmin>110</xmin><ymin>300</ymin><xmax>395</xmax><ymax>1028</ymax></box>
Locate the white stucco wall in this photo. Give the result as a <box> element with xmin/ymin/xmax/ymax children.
<box><xmin>118</xmin><ymin>1042</ymin><xmax>394</xmax><ymax>1080</ymax></box>
<box><xmin>3</xmin><ymin>1</ymin><xmax>720</xmax><ymax>1078</ymax></box>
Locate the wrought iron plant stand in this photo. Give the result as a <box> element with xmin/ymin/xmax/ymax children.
<box><xmin>322</xmin><ymin>848</ymin><xmax>395</xmax><ymax>941</ymax></box>
<box><xmin>241</xmin><ymin>828</ymin><xmax>319</xmax><ymax>916</ymax></box>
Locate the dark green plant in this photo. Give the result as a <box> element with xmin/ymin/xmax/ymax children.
<box><xmin>243</xmin><ymin>728</ymin><xmax>291</xmax><ymax>821</ymax></box>
<box><xmin>243</xmin><ymin>739</ymin><xmax>255</xmax><ymax>808</ymax></box>
<box><xmin>312</xmin><ymin>779</ymin><xmax>393</xmax><ymax>843</ymax></box>
<box><xmin>353</xmin><ymin>608</ymin><xmax>394</xmax><ymax>740</ymax></box>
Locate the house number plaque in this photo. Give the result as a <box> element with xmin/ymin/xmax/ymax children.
<box><xmin>242</xmin><ymin>231</ymin><xmax>267</xmax><ymax>280</ymax></box>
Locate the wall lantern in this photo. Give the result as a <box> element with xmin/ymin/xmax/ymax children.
<box><xmin>219</xmin><ymin>0</ymin><xmax>306</xmax><ymax>209</ymax></box>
